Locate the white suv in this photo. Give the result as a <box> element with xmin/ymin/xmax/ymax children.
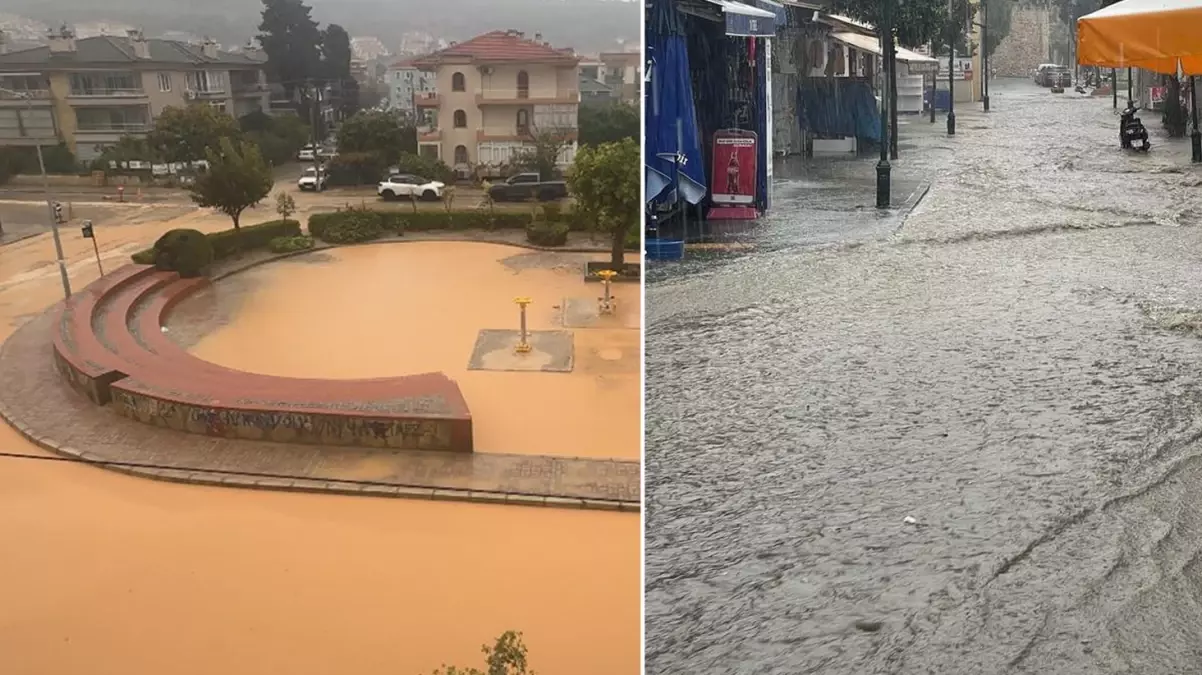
<box><xmin>297</xmin><ymin>166</ymin><xmax>328</xmax><ymax>191</ymax></box>
<box><xmin>377</xmin><ymin>174</ymin><xmax>446</xmax><ymax>201</ymax></box>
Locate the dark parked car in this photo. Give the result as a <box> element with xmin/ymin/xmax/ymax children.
<box><xmin>487</xmin><ymin>172</ymin><xmax>569</xmax><ymax>202</ymax></box>
<box><xmin>1035</xmin><ymin>64</ymin><xmax>1072</xmax><ymax>88</ymax></box>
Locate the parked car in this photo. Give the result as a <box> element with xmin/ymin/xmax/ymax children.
<box><xmin>487</xmin><ymin>172</ymin><xmax>569</xmax><ymax>202</ymax></box>
<box><xmin>297</xmin><ymin>144</ymin><xmax>317</xmax><ymax>161</ymax></box>
<box><xmin>377</xmin><ymin>174</ymin><xmax>446</xmax><ymax>201</ymax></box>
<box><xmin>1035</xmin><ymin>64</ymin><xmax>1072</xmax><ymax>88</ymax></box>
<box><xmin>297</xmin><ymin>166</ymin><xmax>328</xmax><ymax>192</ymax></box>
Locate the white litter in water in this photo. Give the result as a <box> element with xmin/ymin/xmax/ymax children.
<box><xmin>160</xmin><ymin>326</ymin><xmax>169</xmax><ymax>333</ymax></box>
<box><xmin>903</xmin><ymin>516</ymin><xmax>918</xmax><ymax>525</ymax></box>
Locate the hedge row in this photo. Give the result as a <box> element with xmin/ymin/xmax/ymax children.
<box><xmin>131</xmin><ymin>219</ymin><xmax>302</xmax><ymax>265</ymax></box>
<box><xmin>308</xmin><ymin>209</ymin><xmax>639</xmax><ymax>235</ymax></box>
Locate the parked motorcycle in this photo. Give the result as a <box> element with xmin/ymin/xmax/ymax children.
<box><xmin>1120</xmin><ymin>102</ymin><xmax>1152</xmax><ymax>152</ymax></box>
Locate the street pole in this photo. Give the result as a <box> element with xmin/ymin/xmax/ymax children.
<box><xmin>876</xmin><ymin>0</ymin><xmax>892</xmax><ymax>209</ymax></box>
<box><xmin>930</xmin><ymin>40</ymin><xmax>937</xmax><ymax>123</ymax></box>
<box><xmin>1190</xmin><ymin>75</ymin><xmax>1201</xmax><ymax>163</ymax></box>
<box><xmin>889</xmin><ymin>32</ymin><xmax>899</xmax><ymax>160</ymax></box>
<box><xmin>981</xmin><ymin>1</ymin><xmax>990</xmax><ymax>112</ymax></box>
<box><xmin>1127</xmin><ymin>66</ymin><xmax>1133</xmax><ymax>103</ymax></box>
<box><xmin>1112</xmin><ymin>68</ymin><xmax>1118</xmax><ymax>108</ymax></box>
<box><xmin>947</xmin><ymin>0</ymin><xmax>956</xmax><ymax>135</ymax></box>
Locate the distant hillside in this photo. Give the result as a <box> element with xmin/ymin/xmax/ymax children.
<box><xmin>6</xmin><ymin>0</ymin><xmax>640</xmax><ymax>54</ymax></box>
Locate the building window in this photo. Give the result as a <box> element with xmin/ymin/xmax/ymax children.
<box><xmin>516</xmin><ymin>109</ymin><xmax>529</xmax><ymax>134</ymax></box>
<box><xmin>453</xmin><ymin>109</ymin><xmax>467</xmax><ymax>128</ymax></box>
<box><xmin>453</xmin><ymin>144</ymin><xmax>468</xmax><ymax>164</ymax></box>
<box><xmin>452</xmin><ymin>72</ymin><xmax>465</xmax><ymax>92</ymax></box>
<box><xmin>157</xmin><ymin>73</ymin><xmax>172</xmax><ymax>92</ymax></box>
<box><xmin>517</xmin><ymin>70</ymin><xmax>529</xmax><ymax>99</ymax></box>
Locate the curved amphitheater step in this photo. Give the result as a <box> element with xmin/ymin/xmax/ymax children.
<box><xmin>52</xmin><ymin>264</ymin><xmax>473</xmax><ymax>452</ymax></box>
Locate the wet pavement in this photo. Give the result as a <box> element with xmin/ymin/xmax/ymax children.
<box><xmin>645</xmin><ymin>79</ymin><xmax>1202</xmax><ymax>674</ymax></box>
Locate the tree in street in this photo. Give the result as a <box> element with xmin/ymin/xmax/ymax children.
<box><xmin>579</xmin><ymin>101</ymin><xmax>639</xmax><ymax>146</ymax></box>
<box><xmin>147</xmin><ymin>105</ymin><xmax>243</xmax><ymax>164</ymax></box>
<box><xmin>321</xmin><ymin>24</ymin><xmax>360</xmax><ymax>117</ymax></box>
<box><xmin>566</xmin><ymin>137</ymin><xmax>638</xmax><ymax>268</ymax></box>
<box><xmin>425</xmin><ymin>631</ymin><xmax>534</xmax><ymax>675</ymax></box>
<box><xmin>513</xmin><ymin>126</ymin><xmax>574</xmax><ymax>180</ymax></box>
<box><xmin>257</xmin><ymin>0</ymin><xmax>324</xmax><ymax>99</ymax></box>
<box><xmin>336</xmin><ymin>109</ymin><xmax>415</xmax><ymax>162</ymax></box>
<box><xmin>189</xmin><ymin>137</ymin><xmax>274</xmax><ymax>230</ymax></box>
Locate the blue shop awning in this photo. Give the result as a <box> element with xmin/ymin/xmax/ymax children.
<box><xmin>682</xmin><ymin>0</ymin><xmax>778</xmax><ymax>37</ymax></box>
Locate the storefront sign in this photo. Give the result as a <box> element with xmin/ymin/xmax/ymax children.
<box><xmin>936</xmin><ymin>57</ymin><xmax>974</xmax><ymax>81</ymax></box>
<box><xmin>1151</xmin><ymin>86</ymin><xmax>1167</xmax><ymax>105</ymax></box>
<box><xmin>711</xmin><ymin>129</ymin><xmax>758</xmax><ymax>205</ymax></box>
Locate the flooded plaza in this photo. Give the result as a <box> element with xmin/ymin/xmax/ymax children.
<box><xmin>0</xmin><ymin>211</ymin><xmax>640</xmax><ymax>674</ymax></box>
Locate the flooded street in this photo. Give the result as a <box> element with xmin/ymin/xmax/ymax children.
<box><xmin>0</xmin><ymin>209</ymin><xmax>639</xmax><ymax>674</ymax></box>
<box><xmin>645</xmin><ymin>80</ymin><xmax>1202</xmax><ymax>674</ymax></box>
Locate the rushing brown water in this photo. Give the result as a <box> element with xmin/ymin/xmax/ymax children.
<box><xmin>0</xmin><ymin>210</ymin><xmax>639</xmax><ymax>674</ymax></box>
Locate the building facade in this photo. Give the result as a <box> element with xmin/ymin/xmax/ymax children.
<box><xmin>0</xmin><ymin>27</ymin><xmax>270</xmax><ymax>161</ymax></box>
<box><xmin>598</xmin><ymin>51</ymin><xmax>641</xmax><ymax>103</ymax></box>
<box><xmin>410</xmin><ymin>29</ymin><xmax>580</xmax><ymax>176</ymax></box>
<box><xmin>385</xmin><ymin>59</ymin><xmax>436</xmax><ymax>117</ymax></box>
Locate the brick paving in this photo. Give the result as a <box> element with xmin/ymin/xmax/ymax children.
<box><xmin>0</xmin><ymin>308</ymin><xmax>640</xmax><ymax>511</ymax></box>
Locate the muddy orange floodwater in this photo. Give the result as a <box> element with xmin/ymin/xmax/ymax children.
<box><xmin>0</xmin><ymin>224</ymin><xmax>640</xmax><ymax>675</ymax></box>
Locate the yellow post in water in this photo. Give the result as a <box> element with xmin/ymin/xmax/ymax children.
<box><xmin>597</xmin><ymin>269</ymin><xmax>618</xmax><ymax>315</ymax></box>
<box><xmin>514</xmin><ymin>297</ymin><xmax>533</xmax><ymax>353</ymax></box>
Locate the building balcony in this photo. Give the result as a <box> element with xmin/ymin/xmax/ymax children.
<box><xmin>187</xmin><ymin>88</ymin><xmax>227</xmax><ymax>100</ymax></box>
<box><xmin>231</xmin><ymin>82</ymin><xmax>269</xmax><ymax>97</ymax></box>
<box><xmin>67</xmin><ymin>88</ymin><xmax>148</xmax><ymax>105</ymax></box>
<box><xmin>418</xmin><ymin>129</ymin><xmax>441</xmax><ymax>142</ymax></box>
<box><xmin>476</xmin><ymin>89</ymin><xmax>579</xmax><ymax>106</ymax></box>
<box><xmin>76</xmin><ymin>122</ymin><xmax>151</xmax><ymax>134</ymax></box>
<box><xmin>477</xmin><ymin>127</ymin><xmax>578</xmax><ymax>142</ymax></box>
<box><xmin>414</xmin><ymin>92</ymin><xmax>441</xmax><ymax>108</ymax></box>
<box><xmin>0</xmin><ymin>89</ymin><xmax>53</xmax><ymax>107</ymax></box>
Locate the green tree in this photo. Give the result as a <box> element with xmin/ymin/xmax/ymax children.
<box><xmin>189</xmin><ymin>137</ymin><xmax>274</xmax><ymax>230</ymax></box>
<box><xmin>579</xmin><ymin>101</ymin><xmax>639</xmax><ymax>146</ymax></box>
<box><xmin>512</xmin><ymin>126</ymin><xmax>573</xmax><ymax>180</ymax></box>
<box><xmin>336</xmin><ymin>110</ymin><xmax>413</xmax><ymax>162</ymax></box>
<box><xmin>427</xmin><ymin>631</ymin><xmax>534</xmax><ymax>675</ymax></box>
<box><xmin>257</xmin><ymin>0</ymin><xmax>324</xmax><ymax>99</ymax></box>
<box><xmin>566</xmin><ymin>137</ymin><xmax>638</xmax><ymax>268</ymax></box>
<box><xmin>148</xmin><ymin>105</ymin><xmax>242</xmax><ymax>164</ymax></box>
<box><xmin>240</xmin><ymin>110</ymin><xmax>310</xmax><ymax>165</ymax></box>
<box><xmin>321</xmin><ymin>24</ymin><xmax>360</xmax><ymax>117</ymax></box>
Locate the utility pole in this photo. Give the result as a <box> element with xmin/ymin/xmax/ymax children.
<box><xmin>876</xmin><ymin>0</ymin><xmax>893</xmax><ymax>209</ymax></box>
<box><xmin>930</xmin><ymin>40</ymin><xmax>937</xmax><ymax>123</ymax></box>
<box><xmin>981</xmin><ymin>0</ymin><xmax>990</xmax><ymax>112</ymax></box>
<box><xmin>4</xmin><ymin>87</ymin><xmax>70</xmax><ymax>298</ymax></box>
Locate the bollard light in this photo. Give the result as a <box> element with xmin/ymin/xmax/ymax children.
<box><xmin>597</xmin><ymin>270</ymin><xmax>618</xmax><ymax>314</ymax></box>
<box><xmin>514</xmin><ymin>297</ymin><xmax>532</xmax><ymax>354</ymax></box>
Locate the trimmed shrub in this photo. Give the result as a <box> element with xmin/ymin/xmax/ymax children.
<box><xmin>206</xmin><ymin>219</ymin><xmax>301</xmax><ymax>258</ymax></box>
<box><xmin>541</xmin><ymin>202</ymin><xmax>563</xmax><ymax>222</ymax></box>
<box><xmin>315</xmin><ymin>209</ymin><xmax>385</xmax><ymax>244</ymax></box>
<box><xmin>131</xmin><ymin>248</ymin><xmax>157</xmax><ymax>264</ymax></box>
<box><xmin>526</xmin><ymin>221</ymin><xmax>569</xmax><ymax>247</ymax></box>
<box><xmin>268</xmin><ymin>235</ymin><xmax>315</xmax><ymax>253</ymax></box>
<box><xmin>151</xmin><ymin>229</ymin><xmax>213</xmax><ymax>278</ymax></box>
<box><xmin>307</xmin><ymin>208</ymin><xmax>597</xmax><ymax>236</ymax></box>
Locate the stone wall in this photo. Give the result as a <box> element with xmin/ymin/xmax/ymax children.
<box><xmin>992</xmin><ymin>6</ymin><xmax>1051</xmax><ymax>77</ymax></box>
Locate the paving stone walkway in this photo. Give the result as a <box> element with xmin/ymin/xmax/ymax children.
<box><xmin>0</xmin><ymin>308</ymin><xmax>640</xmax><ymax>511</ymax></box>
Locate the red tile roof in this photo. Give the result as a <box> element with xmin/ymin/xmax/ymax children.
<box><xmin>411</xmin><ymin>30</ymin><xmax>578</xmax><ymax>68</ymax></box>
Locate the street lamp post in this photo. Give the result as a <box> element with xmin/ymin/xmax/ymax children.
<box><xmin>876</xmin><ymin>0</ymin><xmax>893</xmax><ymax>208</ymax></box>
<box><xmin>4</xmin><ymin>88</ymin><xmax>71</xmax><ymax>299</ymax></box>
<box><xmin>1190</xmin><ymin>75</ymin><xmax>1201</xmax><ymax>163</ymax></box>
<box><xmin>980</xmin><ymin>0</ymin><xmax>990</xmax><ymax>112</ymax></box>
<box><xmin>947</xmin><ymin>0</ymin><xmax>956</xmax><ymax>136</ymax></box>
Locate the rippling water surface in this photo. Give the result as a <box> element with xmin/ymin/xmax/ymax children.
<box><xmin>645</xmin><ymin>80</ymin><xmax>1202</xmax><ymax>674</ymax></box>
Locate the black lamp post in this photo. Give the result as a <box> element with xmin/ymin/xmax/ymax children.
<box><xmin>946</xmin><ymin>0</ymin><xmax>956</xmax><ymax>136</ymax></box>
<box><xmin>979</xmin><ymin>0</ymin><xmax>989</xmax><ymax>111</ymax></box>
<box><xmin>1190</xmin><ymin>75</ymin><xmax>1201</xmax><ymax>163</ymax></box>
<box><xmin>877</xmin><ymin>0</ymin><xmax>893</xmax><ymax>208</ymax></box>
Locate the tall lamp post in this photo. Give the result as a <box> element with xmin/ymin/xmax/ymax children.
<box><xmin>877</xmin><ymin>0</ymin><xmax>894</xmax><ymax>208</ymax></box>
<box><xmin>978</xmin><ymin>0</ymin><xmax>990</xmax><ymax>112</ymax></box>
<box><xmin>2</xmin><ymin>87</ymin><xmax>71</xmax><ymax>299</ymax></box>
<box><xmin>946</xmin><ymin>0</ymin><xmax>957</xmax><ymax>136</ymax></box>
<box><xmin>1190</xmin><ymin>75</ymin><xmax>1201</xmax><ymax>163</ymax></box>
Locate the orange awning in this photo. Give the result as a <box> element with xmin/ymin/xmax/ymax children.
<box><xmin>1077</xmin><ymin>0</ymin><xmax>1202</xmax><ymax>75</ymax></box>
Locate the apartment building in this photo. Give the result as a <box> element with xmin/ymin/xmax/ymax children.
<box><xmin>409</xmin><ymin>29</ymin><xmax>580</xmax><ymax>174</ymax></box>
<box><xmin>0</xmin><ymin>27</ymin><xmax>270</xmax><ymax>161</ymax></box>
<box><xmin>598</xmin><ymin>51</ymin><xmax>640</xmax><ymax>104</ymax></box>
<box><xmin>385</xmin><ymin>57</ymin><xmax>435</xmax><ymax>118</ymax></box>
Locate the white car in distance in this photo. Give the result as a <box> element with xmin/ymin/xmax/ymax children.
<box><xmin>297</xmin><ymin>166</ymin><xmax>328</xmax><ymax>192</ymax></box>
<box><xmin>377</xmin><ymin>174</ymin><xmax>446</xmax><ymax>201</ymax></box>
<box><xmin>297</xmin><ymin>144</ymin><xmax>317</xmax><ymax>161</ymax></box>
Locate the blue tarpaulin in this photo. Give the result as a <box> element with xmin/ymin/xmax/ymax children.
<box><xmin>646</xmin><ymin>0</ymin><xmax>707</xmax><ymax>205</ymax></box>
<box><xmin>797</xmin><ymin>80</ymin><xmax>882</xmax><ymax>143</ymax></box>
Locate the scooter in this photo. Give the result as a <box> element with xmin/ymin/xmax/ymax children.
<box><xmin>1120</xmin><ymin>102</ymin><xmax>1151</xmax><ymax>152</ymax></box>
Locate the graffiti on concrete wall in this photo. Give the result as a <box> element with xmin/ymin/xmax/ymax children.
<box><xmin>111</xmin><ymin>390</ymin><xmax>455</xmax><ymax>450</ymax></box>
